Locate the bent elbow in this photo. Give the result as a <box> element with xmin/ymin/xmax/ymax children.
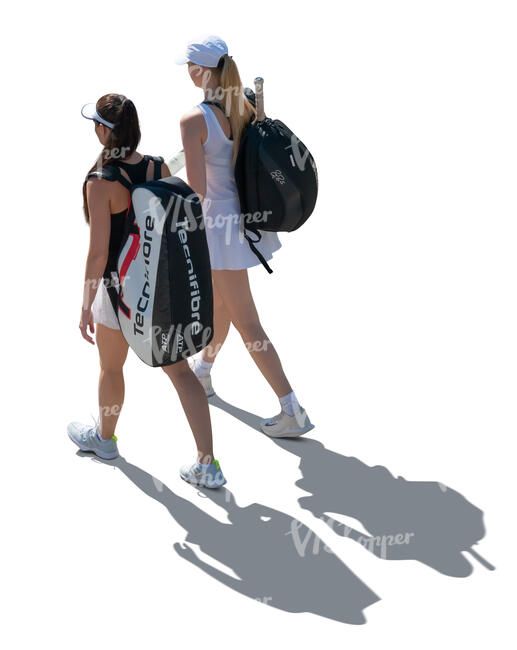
<box><xmin>87</xmin><ymin>251</ymin><xmax>109</xmax><ymax>270</ymax></box>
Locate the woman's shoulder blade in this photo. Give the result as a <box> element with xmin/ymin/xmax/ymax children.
<box><xmin>180</xmin><ymin>107</ymin><xmax>205</xmax><ymax>129</ymax></box>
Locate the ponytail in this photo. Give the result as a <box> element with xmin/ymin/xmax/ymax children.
<box><xmin>217</xmin><ymin>55</ymin><xmax>256</xmax><ymax>165</ymax></box>
<box><xmin>82</xmin><ymin>94</ymin><xmax>141</xmax><ymax>222</ymax></box>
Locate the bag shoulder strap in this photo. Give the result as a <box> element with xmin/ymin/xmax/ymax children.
<box><xmin>243</xmin><ymin>228</ymin><xmax>273</xmax><ymax>274</ymax></box>
<box><xmin>152</xmin><ymin>156</ymin><xmax>164</xmax><ymax>180</ymax></box>
<box><xmin>86</xmin><ymin>164</ymin><xmax>132</xmax><ymax>190</ymax></box>
<box><xmin>202</xmin><ymin>100</ymin><xmax>227</xmax><ymax>115</ymax></box>
<box><xmin>202</xmin><ymin>101</ymin><xmax>233</xmax><ymax>139</ymax></box>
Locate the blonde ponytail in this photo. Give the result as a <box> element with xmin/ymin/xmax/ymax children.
<box><xmin>218</xmin><ymin>54</ymin><xmax>256</xmax><ymax>164</ymax></box>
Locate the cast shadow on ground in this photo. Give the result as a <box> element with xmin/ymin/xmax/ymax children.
<box><xmin>209</xmin><ymin>394</ymin><xmax>495</xmax><ymax>577</ymax></box>
<box><xmin>78</xmin><ymin>451</ymin><xmax>379</xmax><ymax>625</ymax></box>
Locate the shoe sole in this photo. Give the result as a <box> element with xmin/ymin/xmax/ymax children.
<box><xmin>180</xmin><ymin>474</ymin><xmax>227</xmax><ymax>489</ymax></box>
<box><xmin>67</xmin><ymin>430</ymin><xmax>119</xmax><ymax>460</ymax></box>
<box><xmin>261</xmin><ymin>423</ymin><xmax>315</xmax><ymax>438</ymax></box>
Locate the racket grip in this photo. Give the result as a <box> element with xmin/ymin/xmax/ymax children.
<box><xmin>167</xmin><ymin>150</ymin><xmax>186</xmax><ymax>175</ymax></box>
<box><xmin>254</xmin><ymin>77</ymin><xmax>265</xmax><ymax>122</ymax></box>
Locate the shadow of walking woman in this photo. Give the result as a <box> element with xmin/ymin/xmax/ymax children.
<box><xmin>207</xmin><ymin>396</ymin><xmax>494</xmax><ymax>577</ymax></box>
<box><xmin>81</xmin><ymin>452</ymin><xmax>379</xmax><ymax>625</ymax></box>
<box><xmin>273</xmin><ymin>437</ymin><xmax>495</xmax><ymax>577</ymax></box>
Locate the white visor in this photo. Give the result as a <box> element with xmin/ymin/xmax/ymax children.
<box><xmin>81</xmin><ymin>103</ymin><xmax>115</xmax><ymax>129</ymax></box>
<box><xmin>175</xmin><ymin>34</ymin><xmax>228</xmax><ymax>67</ymax></box>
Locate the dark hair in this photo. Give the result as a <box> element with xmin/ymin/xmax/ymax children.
<box><xmin>82</xmin><ymin>93</ymin><xmax>141</xmax><ymax>222</ymax></box>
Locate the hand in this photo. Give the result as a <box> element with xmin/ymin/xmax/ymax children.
<box><xmin>173</xmin><ymin>542</ymin><xmax>197</xmax><ymax>562</ymax></box>
<box><xmin>79</xmin><ymin>308</ymin><xmax>95</xmax><ymax>344</ymax></box>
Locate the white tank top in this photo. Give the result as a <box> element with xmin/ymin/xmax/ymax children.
<box><xmin>197</xmin><ymin>103</ymin><xmax>238</xmax><ymax>202</ymax></box>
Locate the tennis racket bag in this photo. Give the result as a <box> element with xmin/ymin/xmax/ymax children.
<box><xmin>234</xmin><ymin>78</ymin><xmax>318</xmax><ymax>273</ymax></box>
<box><xmin>88</xmin><ymin>164</ymin><xmax>213</xmax><ymax>367</ymax></box>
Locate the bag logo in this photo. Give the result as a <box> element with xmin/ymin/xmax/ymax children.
<box><xmin>161</xmin><ymin>331</ymin><xmax>170</xmax><ymax>352</ymax></box>
<box><xmin>271</xmin><ymin>169</ymin><xmax>286</xmax><ymax>185</ymax></box>
<box><xmin>285</xmin><ymin>134</ymin><xmax>311</xmax><ymax>171</ymax></box>
<box><xmin>132</xmin><ymin>215</ymin><xmax>155</xmax><ymax>336</ymax></box>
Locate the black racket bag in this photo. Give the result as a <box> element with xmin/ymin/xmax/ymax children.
<box><xmin>234</xmin><ymin>80</ymin><xmax>318</xmax><ymax>273</ymax></box>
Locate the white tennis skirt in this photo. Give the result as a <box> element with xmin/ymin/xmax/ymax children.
<box><xmin>92</xmin><ymin>275</ymin><xmax>120</xmax><ymax>330</ymax></box>
<box><xmin>202</xmin><ymin>197</ymin><xmax>281</xmax><ymax>270</ymax></box>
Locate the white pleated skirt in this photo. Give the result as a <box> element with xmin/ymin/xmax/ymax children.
<box><xmin>202</xmin><ymin>197</ymin><xmax>281</xmax><ymax>271</ymax></box>
<box><xmin>91</xmin><ymin>275</ymin><xmax>120</xmax><ymax>330</ymax></box>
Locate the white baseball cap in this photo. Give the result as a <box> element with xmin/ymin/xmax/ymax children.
<box><xmin>81</xmin><ymin>103</ymin><xmax>115</xmax><ymax>129</ymax></box>
<box><xmin>175</xmin><ymin>34</ymin><xmax>228</xmax><ymax>67</ymax></box>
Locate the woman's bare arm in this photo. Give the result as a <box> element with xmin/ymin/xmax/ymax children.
<box><xmin>180</xmin><ymin>110</ymin><xmax>207</xmax><ymax>201</ymax></box>
<box><xmin>80</xmin><ymin>178</ymin><xmax>111</xmax><ymax>342</ymax></box>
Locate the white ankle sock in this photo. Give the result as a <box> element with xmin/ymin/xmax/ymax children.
<box><xmin>194</xmin><ymin>359</ymin><xmax>213</xmax><ymax>377</ymax></box>
<box><xmin>279</xmin><ymin>391</ymin><xmax>300</xmax><ymax>417</ymax></box>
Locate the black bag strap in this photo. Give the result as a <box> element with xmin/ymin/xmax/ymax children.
<box><xmin>153</xmin><ymin>156</ymin><xmax>164</xmax><ymax>180</ymax></box>
<box><xmin>87</xmin><ymin>164</ymin><xmax>132</xmax><ymax>190</ymax></box>
<box><xmin>243</xmin><ymin>228</ymin><xmax>273</xmax><ymax>274</ymax></box>
<box><xmin>202</xmin><ymin>100</ymin><xmax>233</xmax><ymax>139</ymax></box>
<box><xmin>103</xmin><ymin>272</ymin><xmax>120</xmax><ymax>317</ymax></box>
<box><xmin>88</xmin><ymin>155</ymin><xmax>164</xmax><ymax>188</ymax></box>
<box><xmin>202</xmin><ymin>100</ymin><xmax>227</xmax><ymax>115</ymax></box>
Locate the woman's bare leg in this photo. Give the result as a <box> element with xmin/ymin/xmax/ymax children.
<box><xmin>201</xmin><ymin>275</ymin><xmax>231</xmax><ymax>363</ymax></box>
<box><xmin>96</xmin><ymin>324</ymin><xmax>129</xmax><ymax>439</ymax></box>
<box><xmin>212</xmin><ymin>269</ymin><xmax>292</xmax><ymax>397</ymax></box>
<box><xmin>97</xmin><ymin>325</ymin><xmax>215</xmax><ymax>461</ymax></box>
<box><xmin>162</xmin><ymin>360</ymin><xmax>214</xmax><ymax>463</ymax></box>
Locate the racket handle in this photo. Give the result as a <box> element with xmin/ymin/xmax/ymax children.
<box><xmin>167</xmin><ymin>150</ymin><xmax>186</xmax><ymax>175</ymax></box>
<box><xmin>254</xmin><ymin>77</ymin><xmax>265</xmax><ymax>122</ymax></box>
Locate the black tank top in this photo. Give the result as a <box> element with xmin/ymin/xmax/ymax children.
<box><xmin>105</xmin><ymin>155</ymin><xmax>163</xmax><ymax>275</ymax></box>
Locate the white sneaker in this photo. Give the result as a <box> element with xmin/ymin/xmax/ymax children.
<box><xmin>67</xmin><ymin>421</ymin><xmax>119</xmax><ymax>460</ymax></box>
<box><xmin>260</xmin><ymin>407</ymin><xmax>314</xmax><ymax>438</ymax></box>
<box><xmin>189</xmin><ymin>358</ymin><xmax>215</xmax><ymax>397</ymax></box>
<box><xmin>180</xmin><ymin>460</ymin><xmax>227</xmax><ymax>488</ymax></box>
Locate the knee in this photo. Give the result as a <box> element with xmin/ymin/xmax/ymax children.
<box><xmin>99</xmin><ymin>361</ymin><xmax>125</xmax><ymax>374</ymax></box>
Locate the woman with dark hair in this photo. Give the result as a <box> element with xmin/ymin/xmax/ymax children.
<box><xmin>68</xmin><ymin>93</ymin><xmax>226</xmax><ymax>488</ymax></box>
<box><xmin>176</xmin><ymin>36</ymin><xmax>314</xmax><ymax>438</ymax></box>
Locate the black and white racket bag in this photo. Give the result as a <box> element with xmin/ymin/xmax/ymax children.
<box><xmin>234</xmin><ymin>79</ymin><xmax>318</xmax><ymax>273</ymax></box>
<box><xmin>88</xmin><ymin>165</ymin><xmax>213</xmax><ymax>367</ymax></box>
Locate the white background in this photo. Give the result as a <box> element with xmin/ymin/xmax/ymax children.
<box><xmin>1</xmin><ymin>0</ymin><xmax>515</xmax><ymax>647</ymax></box>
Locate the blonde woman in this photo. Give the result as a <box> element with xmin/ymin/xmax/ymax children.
<box><xmin>176</xmin><ymin>35</ymin><xmax>313</xmax><ymax>437</ymax></box>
